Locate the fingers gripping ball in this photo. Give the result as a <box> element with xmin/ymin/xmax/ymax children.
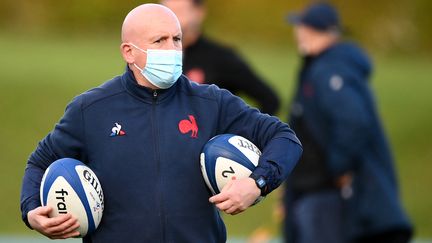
<box><xmin>200</xmin><ymin>134</ymin><xmax>264</xmax><ymax>203</ymax></box>
<box><xmin>40</xmin><ymin>158</ymin><xmax>104</xmax><ymax>237</ymax></box>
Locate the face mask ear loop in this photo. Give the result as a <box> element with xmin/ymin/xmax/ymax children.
<box><xmin>133</xmin><ymin>63</ymin><xmax>143</xmax><ymax>72</ymax></box>
<box><xmin>129</xmin><ymin>43</ymin><xmax>147</xmax><ymax>71</ymax></box>
<box><xmin>129</xmin><ymin>43</ymin><xmax>147</xmax><ymax>53</ymax></box>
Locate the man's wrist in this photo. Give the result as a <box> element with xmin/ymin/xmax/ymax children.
<box><xmin>249</xmin><ymin>173</ymin><xmax>268</xmax><ymax>196</ymax></box>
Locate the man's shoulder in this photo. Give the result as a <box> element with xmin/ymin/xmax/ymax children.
<box><xmin>74</xmin><ymin>75</ymin><xmax>126</xmax><ymax>110</ymax></box>
<box><xmin>309</xmin><ymin>42</ymin><xmax>371</xmax><ymax>84</ymax></box>
<box><xmin>177</xmin><ymin>75</ymin><xmax>229</xmax><ymax>102</ymax></box>
<box><xmin>315</xmin><ymin>42</ymin><xmax>371</xmax><ymax>71</ymax></box>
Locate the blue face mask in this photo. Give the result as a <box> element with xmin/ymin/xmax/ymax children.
<box><xmin>130</xmin><ymin>43</ymin><xmax>183</xmax><ymax>89</ymax></box>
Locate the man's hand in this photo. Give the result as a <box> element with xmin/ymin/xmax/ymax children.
<box><xmin>335</xmin><ymin>173</ymin><xmax>353</xmax><ymax>189</ymax></box>
<box><xmin>335</xmin><ymin>172</ymin><xmax>354</xmax><ymax>199</ymax></box>
<box><xmin>27</xmin><ymin>206</ymin><xmax>80</xmax><ymax>239</ymax></box>
<box><xmin>209</xmin><ymin>177</ymin><xmax>260</xmax><ymax>215</ymax></box>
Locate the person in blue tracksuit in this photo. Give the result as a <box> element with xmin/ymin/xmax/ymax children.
<box><xmin>20</xmin><ymin>4</ymin><xmax>302</xmax><ymax>243</ymax></box>
<box><xmin>283</xmin><ymin>2</ymin><xmax>412</xmax><ymax>243</ymax></box>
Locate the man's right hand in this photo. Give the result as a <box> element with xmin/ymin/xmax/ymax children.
<box><xmin>335</xmin><ymin>173</ymin><xmax>354</xmax><ymax>199</ymax></box>
<box><xmin>27</xmin><ymin>206</ymin><xmax>80</xmax><ymax>239</ymax></box>
<box><xmin>335</xmin><ymin>173</ymin><xmax>353</xmax><ymax>189</ymax></box>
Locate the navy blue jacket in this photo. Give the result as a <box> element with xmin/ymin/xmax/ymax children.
<box><xmin>21</xmin><ymin>68</ymin><xmax>302</xmax><ymax>243</ymax></box>
<box><xmin>288</xmin><ymin>42</ymin><xmax>412</xmax><ymax>237</ymax></box>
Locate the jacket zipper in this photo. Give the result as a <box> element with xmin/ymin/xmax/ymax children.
<box><xmin>152</xmin><ymin>90</ymin><xmax>166</xmax><ymax>242</ymax></box>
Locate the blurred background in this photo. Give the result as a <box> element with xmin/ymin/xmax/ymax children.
<box><xmin>0</xmin><ymin>0</ymin><xmax>431</xmax><ymax>241</ymax></box>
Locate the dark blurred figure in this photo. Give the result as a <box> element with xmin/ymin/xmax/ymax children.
<box><xmin>161</xmin><ymin>0</ymin><xmax>280</xmax><ymax>115</ymax></box>
<box><xmin>283</xmin><ymin>2</ymin><xmax>413</xmax><ymax>243</ymax></box>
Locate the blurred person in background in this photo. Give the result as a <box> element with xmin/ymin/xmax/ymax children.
<box><xmin>161</xmin><ymin>0</ymin><xmax>280</xmax><ymax>115</ymax></box>
<box><xmin>283</xmin><ymin>2</ymin><xmax>413</xmax><ymax>243</ymax></box>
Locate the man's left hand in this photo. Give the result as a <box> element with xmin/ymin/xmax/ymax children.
<box><xmin>209</xmin><ymin>177</ymin><xmax>260</xmax><ymax>215</ymax></box>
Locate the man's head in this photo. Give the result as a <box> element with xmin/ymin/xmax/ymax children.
<box><xmin>161</xmin><ymin>0</ymin><xmax>206</xmax><ymax>48</ymax></box>
<box><xmin>287</xmin><ymin>2</ymin><xmax>341</xmax><ymax>56</ymax></box>
<box><xmin>120</xmin><ymin>4</ymin><xmax>182</xmax><ymax>88</ymax></box>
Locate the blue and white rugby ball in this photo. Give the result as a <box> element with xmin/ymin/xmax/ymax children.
<box><xmin>40</xmin><ymin>158</ymin><xmax>104</xmax><ymax>237</ymax></box>
<box><xmin>200</xmin><ymin>134</ymin><xmax>262</xmax><ymax>195</ymax></box>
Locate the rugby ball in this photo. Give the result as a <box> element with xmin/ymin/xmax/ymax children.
<box><xmin>40</xmin><ymin>158</ymin><xmax>104</xmax><ymax>237</ymax></box>
<box><xmin>200</xmin><ymin>134</ymin><xmax>262</xmax><ymax>196</ymax></box>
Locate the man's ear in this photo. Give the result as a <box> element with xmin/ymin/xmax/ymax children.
<box><xmin>120</xmin><ymin>43</ymin><xmax>135</xmax><ymax>64</ymax></box>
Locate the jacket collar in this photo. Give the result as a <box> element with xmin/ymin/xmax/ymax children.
<box><xmin>121</xmin><ymin>65</ymin><xmax>178</xmax><ymax>103</ymax></box>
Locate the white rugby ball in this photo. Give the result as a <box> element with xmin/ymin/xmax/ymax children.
<box><xmin>200</xmin><ymin>134</ymin><xmax>264</xmax><ymax>203</ymax></box>
<box><xmin>40</xmin><ymin>158</ymin><xmax>104</xmax><ymax>237</ymax></box>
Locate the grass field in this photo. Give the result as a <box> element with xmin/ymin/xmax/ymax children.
<box><xmin>0</xmin><ymin>33</ymin><xmax>431</xmax><ymax>239</ymax></box>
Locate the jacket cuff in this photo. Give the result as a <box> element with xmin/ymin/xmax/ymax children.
<box><xmin>251</xmin><ymin>138</ymin><xmax>303</xmax><ymax>196</ymax></box>
<box><xmin>250</xmin><ymin>165</ymin><xmax>273</xmax><ymax>196</ymax></box>
<box><xmin>22</xmin><ymin>199</ymin><xmax>41</xmax><ymax>229</ymax></box>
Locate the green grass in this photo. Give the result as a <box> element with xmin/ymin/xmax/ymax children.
<box><xmin>0</xmin><ymin>33</ymin><xmax>431</xmax><ymax>238</ymax></box>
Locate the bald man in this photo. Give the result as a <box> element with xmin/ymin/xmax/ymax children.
<box><xmin>20</xmin><ymin>4</ymin><xmax>302</xmax><ymax>242</ymax></box>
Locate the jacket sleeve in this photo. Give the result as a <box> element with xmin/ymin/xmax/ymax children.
<box><xmin>20</xmin><ymin>96</ymin><xmax>86</xmax><ymax>228</ymax></box>
<box><xmin>215</xmin><ymin>87</ymin><xmax>302</xmax><ymax>195</ymax></box>
<box><xmin>312</xmin><ymin>68</ymin><xmax>373</xmax><ymax>177</ymax></box>
<box><xmin>216</xmin><ymin>48</ymin><xmax>280</xmax><ymax>115</ymax></box>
